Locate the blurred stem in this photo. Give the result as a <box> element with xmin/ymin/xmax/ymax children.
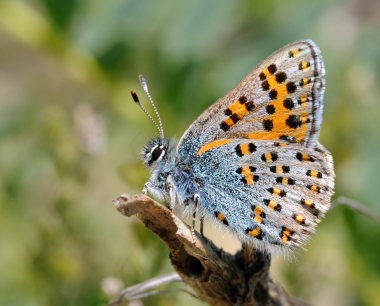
<box><xmin>108</xmin><ymin>272</ymin><xmax>188</xmax><ymax>305</ymax></box>
<box><xmin>333</xmin><ymin>196</ymin><xmax>380</xmax><ymax>223</ymax></box>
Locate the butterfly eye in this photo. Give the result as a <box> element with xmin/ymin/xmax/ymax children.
<box><xmin>142</xmin><ymin>138</ymin><xmax>170</xmax><ymax>168</ymax></box>
<box><xmin>148</xmin><ymin>145</ymin><xmax>165</xmax><ymax>165</ymax></box>
<box><xmin>151</xmin><ymin>146</ymin><xmax>162</xmax><ymax>160</ymax></box>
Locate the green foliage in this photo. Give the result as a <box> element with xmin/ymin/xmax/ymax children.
<box><xmin>0</xmin><ymin>0</ymin><xmax>379</xmax><ymax>305</ymax></box>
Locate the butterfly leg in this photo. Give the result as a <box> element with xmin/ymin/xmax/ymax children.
<box><xmin>200</xmin><ymin>217</ymin><xmax>204</xmax><ymax>237</ymax></box>
<box><xmin>166</xmin><ymin>175</ymin><xmax>176</xmax><ymax>211</ymax></box>
<box><xmin>193</xmin><ymin>195</ymin><xmax>205</xmax><ymax>237</ymax></box>
<box><xmin>190</xmin><ymin>194</ymin><xmax>201</xmax><ymax>240</ymax></box>
<box><xmin>191</xmin><ymin>211</ymin><xmax>196</xmax><ymax>233</ymax></box>
<box><xmin>142</xmin><ymin>183</ymin><xmax>149</xmax><ymax>195</ymax></box>
<box><xmin>168</xmin><ymin>185</ymin><xmax>175</xmax><ymax>211</ymax></box>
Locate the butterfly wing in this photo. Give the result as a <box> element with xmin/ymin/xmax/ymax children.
<box><xmin>173</xmin><ymin>40</ymin><xmax>334</xmax><ymax>251</ymax></box>
<box><xmin>177</xmin><ymin>40</ymin><xmax>325</xmax><ymax>158</ymax></box>
<box><xmin>178</xmin><ymin>138</ymin><xmax>334</xmax><ymax>250</ymax></box>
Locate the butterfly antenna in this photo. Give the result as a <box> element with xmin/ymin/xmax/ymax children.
<box><xmin>139</xmin><ymin>75</ymin><xmax>165</xmax><ymax>139</ymax></box>
<box><xmin>131</xmin><ymin>90</ymin><xmax>163</xmax><ymax>138</ymax></box>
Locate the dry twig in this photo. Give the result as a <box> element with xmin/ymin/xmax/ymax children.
<box><xmin>108</xmin><ymin>272</ymin><xmax>198</xmax><ymax>305</ymax></box>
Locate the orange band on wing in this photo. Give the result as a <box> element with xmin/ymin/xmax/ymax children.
<box><xmin>247</xmin><ymin>227</ymin><xmax>262</xmax><ymax>237</ymax></box>
<box><xmin>247</xmin><ymin>111</ymin><xmax>309</xmax><ymax>142</ymax></box>
<box><xmin>247</xmin><ymin>130</ymin><xmax>306</xmax><ymax>142</ymax></box>
<box><xmin>227</xmin><ymin>99</ymin><xmax>249</xmax><ymax>115</ymax></box>
<box><xmin>267</xmin><ymin>99</ymin><xmax>294</xmax><ymax>115</ymax></box>
<box><xmin>198</xmin><ymin>139</ymin><xmax>233</xmax><ymax>155</ymax></box>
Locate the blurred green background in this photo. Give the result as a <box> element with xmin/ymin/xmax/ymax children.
<box><xmin>1</xmin><ymin>0</ymin><xmax>380</xmax><ymax>305</ymax></box>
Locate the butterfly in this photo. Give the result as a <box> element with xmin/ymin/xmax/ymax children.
<box><xmin>132</xmin><ymin>40</ymin><xmax>335</xmax><ymax>253</ymax></box>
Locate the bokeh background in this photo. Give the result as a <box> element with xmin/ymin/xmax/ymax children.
<box><xmin>1</xmin><ymin>0</ymin><xmax>380</xmax><ymax>305</ymax></box>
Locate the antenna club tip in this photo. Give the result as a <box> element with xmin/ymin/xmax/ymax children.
<box><xmin>130</xmin><ymin>90</ymin><xmax>139</xmax><ymax>102</ymax></box>
<box><xmin>139</xmin><ymin>75</ymin><xmax>149</xmax><ymax>91</ymax></box>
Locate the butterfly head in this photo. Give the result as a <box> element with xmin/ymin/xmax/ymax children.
<box><xmin>131</xmin><ymin>75</ymin><xmax>172</xmax><ymax>169</ymax></box>
<box><xmin>141</xmin><ymin>137</ymin><xmax>170</xmax><ymax>168</ymax></box>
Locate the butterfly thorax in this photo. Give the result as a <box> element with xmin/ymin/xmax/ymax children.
<box><xmin>142</xmin><ymin>137</ymin><xmax>201</xmax><ymax>207</ymax></box>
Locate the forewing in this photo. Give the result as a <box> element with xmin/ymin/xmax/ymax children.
<box><xmin>177</xmin><ymin>40</ymin><xmax>325</xmax><ymax>158</ymax></box>
<box><xmin>190</xmin><ymin>139</ymin><xmax>334</xmax><ymax>251</ymax></box>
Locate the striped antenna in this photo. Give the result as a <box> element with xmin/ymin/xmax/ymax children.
<box><xmin>138</xmin><ymin>75</ymin><xmax>165</xmax><ymax>139</ymax></box>
<box><xmin>131</xmin><ymin>90</ymin><xmax>163</xmax><ymax>138</ymax></box>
